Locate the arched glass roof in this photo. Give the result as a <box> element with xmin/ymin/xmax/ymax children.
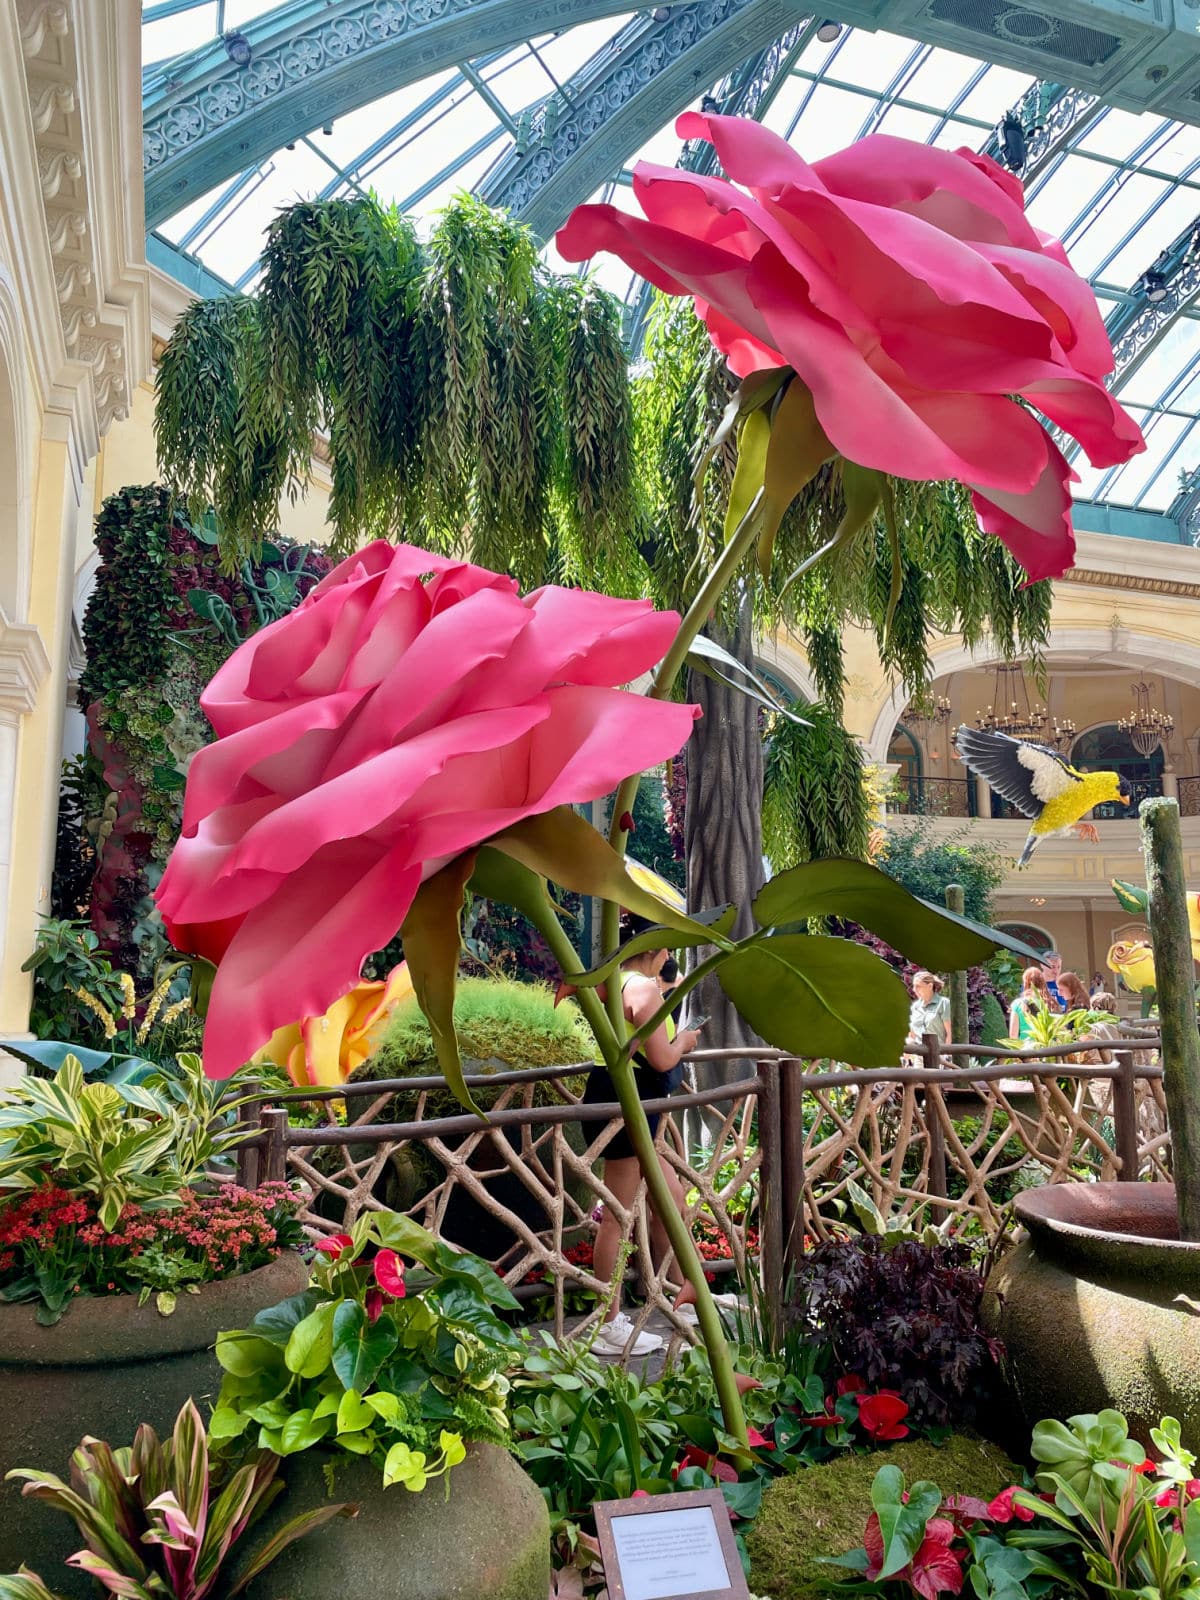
<box><xmin>141</xmin><ymin>0</ymin><xmax>1200</xmax><ymax>529</ymax></box>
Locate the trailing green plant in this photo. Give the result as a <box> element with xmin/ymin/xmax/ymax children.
<box><xmin>763</xmin><ymin>703</ymin><xmax>872</xmax><ymax>871</ymax></box>
<box><xmin>0</xmin><ymin>1055</ymin><xmax>254</xmax><ymax>1231</ymax></box>
<box><xmin>2</xmin><ymin>1398</ymin><xmax>353</xmax><ymax>1599</ymax></box>
<box><xmin>155</xmin><ymin>195</ymin><xmax>637</xmax><ymax>582</ymax></box>
<box><xmin>209</xmin><ymin>1215</ymin><xmax>521</xmax><ymax>1489</ymax></box>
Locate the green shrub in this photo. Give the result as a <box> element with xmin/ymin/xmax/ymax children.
<box><xmin>980</xmin><ymin>991</ymin><xmax>1010</xmax><ymax>1048</ymax></box>
<box><xmin>356</xmin><ymin>977</ymin><xmax>593</xmax><ymax>1113</ymax></box>
<box><xmin>746</xmin><ymin>1434</ymin><xmax>1022</xmax><ymax>1600</ymax></box>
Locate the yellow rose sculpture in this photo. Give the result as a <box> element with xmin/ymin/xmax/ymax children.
<box><xmin>1106</xmin><ymin>892</ymin><xmax>1200</xmax><ymax>993</ymax></box>
<box><xmin>251</xmin><ymin>962</ymin><xmax>414</xmax><ymax>1087</ymax></box>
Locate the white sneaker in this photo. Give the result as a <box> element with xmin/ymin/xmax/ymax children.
<box><xmin>592</xmin><ymin>1312</ymin><xmax>663</xmax><ymax>1357</ymax></box>
<box><xmin>673</xmin><ymin>1293</ymin><xmax>743</xmax><ymax>1326</ymax></box>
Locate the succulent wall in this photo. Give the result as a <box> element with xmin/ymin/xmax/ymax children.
<box><xmin>58</xmin><ymin>485</ymin><xmax>329</xmax><ymax>974</ymax></box>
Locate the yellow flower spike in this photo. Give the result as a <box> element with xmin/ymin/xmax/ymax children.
<box><xmin>118</xmin><ymin>971</ymin><xmax>137</xmax><ymax>1021</ymax></box>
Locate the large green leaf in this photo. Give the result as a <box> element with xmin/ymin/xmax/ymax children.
<box><xmin>0</xmin><ymin>1041</ymin><xmax>157</xmax><ymax>1080</ymax></box>
<box><xmin>400</xmin><ymin>852</ymin><xmax>482</xmax><ymax>1118</ymax></box>
<box><xmin>251</xmin><ymin>1290</ymin><xmax>322</xmax><ymax>1347</ymax></box>
<box><xmin>330</xmin><ymin>1301</ymin><xmax>398</xmax><ymax>1393</ymax></box>
<box><xmin>752</xmin><ymin>858</ymin><xmax>1039</xmax><ymax>967</ymax></box>
<box><xmin>488</xmin><ymin>808</ymin><xmax>726</xmax><ymax>945</ymax></box>
<box><xmin>757</xmin><ymin>376</ymin><xmax>838</xmax><ymax>576</ymax></box>
<box><xmin>716</xmin><ymin>934</ymin><xmax>910</xmax><ymax>1066</ymax></box>
<box><xmin>467</xmin><ymin>846</ymin><xmax>549</xmax><ymax>922</ymax></box>
<box><xmin>284</xmin><ymin>1302</ymin><xmax>336</xmax><ymax>1379</ymax></box>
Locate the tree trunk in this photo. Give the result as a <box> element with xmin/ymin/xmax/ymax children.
<box><xmin>684</xmin><ymin>595</ymin><xmax>764</xmax><ymax>1091</ymax></box>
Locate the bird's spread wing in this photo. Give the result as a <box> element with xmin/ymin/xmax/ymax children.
<box><xmin>954</xmin><ymin>726</ymin><xmax>1081</xmax><ymax>818</ymax></box>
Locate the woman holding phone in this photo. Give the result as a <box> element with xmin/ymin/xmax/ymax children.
<box><xmin>582</xmin><ymin>931</ymin><xmax>732</xmax><ymax>1355</ymax></box>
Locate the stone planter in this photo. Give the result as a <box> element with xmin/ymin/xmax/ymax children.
<box><xmin>0</xmin><ymin>1251</ymin><xmax>309</xmax><ymax>1589</ymax></box>
<box><xmin>244</xmin><ymin>1442</ymin><xmax>549</xmax><ymax>1600</ymax></box>
<box><xmin>984</xmin><ymin>1183</ymin><xmax>1200</xmax><ymax>1449</ymax></box>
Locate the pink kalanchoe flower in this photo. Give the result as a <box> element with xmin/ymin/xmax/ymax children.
<box><xmin>556</xmin><ymin>114</ymin><xmax>1144</xmax><ymax>584</ymax></box>
<box><xmin>156</xmin><ymin>542</ymin><xmax>700</xmax><ymax>1077</ymax></box>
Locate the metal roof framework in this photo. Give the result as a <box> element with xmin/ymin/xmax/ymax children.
<box><xmin>141</xmin><ymin>0</ymin><xmax>1200</xmax><ymax>522</ymax></box>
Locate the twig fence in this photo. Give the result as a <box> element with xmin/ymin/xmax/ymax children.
<box><xmin>231</xmin><ymin>1034</ymin><xmax>1167</xmax><ymax>1344</ymax></box>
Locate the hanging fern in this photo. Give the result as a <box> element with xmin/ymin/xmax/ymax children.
<box><xmin>762</xmin><ymin>702</ymin><xmax>872</xmax><ymax>871</ymax></box>
<box><xmin>155</xmin><ymin>194</ymin><xmax>639</xmax><ymax>587</ymax></box>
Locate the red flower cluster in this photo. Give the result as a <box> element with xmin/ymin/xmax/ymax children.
<box><xmin>1154</xmin><ymin>1479</ymin><xmax>1200</xmax><ymax>1511</ymax></box>
<box><xmin>314</xmin><ymin>1233</ymin><xmax>407</xmax><ymax>1322</ymax></box>
<box><xmin>0</xmin><ymin>1180</ymin><xmax>301</xmax><ymax>1315</ymax></box>
<box><xmin>800</xmin><ymin>1373</ymin><xmax>910</xmax><ymax>1441</ymax></box>
<box><xmin>865</xmin><ymin>1512</ymin><xmax>963</xmax><ymax>1600</ymax></box>
<box><xmin>694</xmin><ymin>1214</ymin><xmax>759</xmax><ymax>1263</ymax></box>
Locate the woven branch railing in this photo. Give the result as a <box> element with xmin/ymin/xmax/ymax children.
<box><xmin>231</xmin><ymin>1035</ymin><xmax>1165</xmax><ymax>1343</ymax></box>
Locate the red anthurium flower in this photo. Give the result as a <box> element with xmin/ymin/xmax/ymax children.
<box><xmin>631</xmin><ymin>1490</ymin><xmax>650</xmax><ymax>1499</ymax></box>
<box><xmin>677</xmin><ymin>1446</ymin><xmax>738</xmax><ymax>1484</ymax></box>
<box><xmin>909</xmin><ymin>1521</ymin><xmax>965</xmax><ymax>1600</ymax></box>
<box><xmin>1185</xmin><ymin>1479</ymin><xmax>1200</xmax><ymax>1501</ymax></box>
<box><xmin>985</xmin><ymin>1487</ymin><xmax>1036</xmax><ymax>1525</ymax></box>
<box><xmin>800</xmin><ymin>1399</ymin><xmax>843</xmax><ymax>1429</ymax></box>
<box><xmin>364</xmin><ymin>1288</ymin><xmax>386</xmax><ymax>1324</ymax></box>
<box><xmin>315</xmin><ymin>1232</ymin><xmax>353</xmax><ymax>1259</ymax></box>
<box><xmin>745</xmin><ymin>1427</ymin><xmax>772</xmax><ymax>1451</ymax></box>
<box><xmin>1156</xmin><ymin>1487</ymin><xmax>1180</xmax><ymax>1510</ymax></box>
<box><xmin>373</xmin><ymin>1248</ymin><xmax>406</xmax><ymax>1299</ymax></box>
<box><xmin>557</xmin><ymin>114</ymin><xmax>1143</xmax><ymax>585</ymax></box>
<box><xmin>836</xmin><ymin>1374</ymin><xmax>867</xmax><ymax>1396</ymax></box>
<box><xmin>156</xmin><ymin>542</ymin><xmax>699</xmax><ymax>1078</ymax></box>
<box><xmin>733</xmin><ymin>1373</ymin><xmax>763</xmax><ymax>1395</ymax></box>
<box><xmin>856</xmin><ymin>1391</ymin><xmax>910</xmax><ymax>1442</ymax></box>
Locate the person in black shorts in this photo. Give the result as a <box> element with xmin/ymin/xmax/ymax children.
<box><xmin>581</xmin><ymin>935</ymin><xmax>706</xmax><ymax>1356</ymax></box>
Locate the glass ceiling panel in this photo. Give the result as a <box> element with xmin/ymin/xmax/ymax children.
<box><xmin>143</xmin><ymin>2</ymin><xmax>1200</xmax><ymax>515</ymax></box>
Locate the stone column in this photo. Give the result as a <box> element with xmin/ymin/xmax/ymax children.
<box><xmin>975</xmin><ymin>775</ymin><xmax>992</xmax><ymax>819</ymax></box>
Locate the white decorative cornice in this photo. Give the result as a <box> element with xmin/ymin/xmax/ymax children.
<box><xmin>12</xmin><ymin>0</ymin><xmax>149</xmax><ymax>438</ymax></box>
<box><xmin>0</xmin><ymin>610</ymin><xmax>50</xmax><ymax>716</ymax></box>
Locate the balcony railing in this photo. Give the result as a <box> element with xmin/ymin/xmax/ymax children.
<box><xmin>891</xmin><ymin>775</ymin><xmax>973</xmax><ymax>818</ymax></box>
<box><xmin>1092</xmin><ymin>776</ymin><xmax>1163</xmax><ymax>820</ymax></box>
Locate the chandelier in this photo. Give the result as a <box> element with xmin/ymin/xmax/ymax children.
<box><xmin>1118</xmin><ymin>680</ymin><xmax>1174</xmax><ymax>757</ymax></box>
<box><xmin>973</xmin><ymin>663</ymin><xmax>1049</xmax><ymax>741</ymax></box>
<box><xmin>904</xmin><ymin>693</ymin><xmax>952</xmax><ymax>741</ymax></box>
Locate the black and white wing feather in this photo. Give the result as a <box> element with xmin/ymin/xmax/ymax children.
<box><xmin>954</xmin><ymin>725</ymin><xmax>1081</xmax><ymax>819</ymax></box>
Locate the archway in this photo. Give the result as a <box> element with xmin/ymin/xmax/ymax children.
<box><xmin>1069</xmin><ymin>723</ymin><xmax>1164</xmax><ymax>818</ymax></box>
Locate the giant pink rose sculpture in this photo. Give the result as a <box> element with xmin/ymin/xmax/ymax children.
<box><xmin>557</xmin><ymin>113</ymin><xmax>1143</xmax><ymax>582</ymax></box>
<box><xmin>156</xmin><ymin>542</ymin><xmax>699</xmax><ymax>1077</ymax></box>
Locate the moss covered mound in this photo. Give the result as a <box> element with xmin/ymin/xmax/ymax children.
<box><xmin>747</xmin><ymin>1434</ymin><xmax>1023</xmax><ymax>1600</ymax></box>
<box><xmin>353</xmin><ymin>977</ymin><xmax>595</xmax><ymax>1117</ymax></box>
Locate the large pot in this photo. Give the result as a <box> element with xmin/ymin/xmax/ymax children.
<box><xmin>0</xmin><ymin>1251</ymin><xmax>309</xmax><ymax>1589</ymax></box>
<box><xmin>244</xmin><ymin>1442</ymin><xmax>549</xmax><ymax>1600</ymax></box>
<box><xmin>984</xmin><ymin>1183</ymin><xmax>1200</xmax><ymax>1448</ymax></box>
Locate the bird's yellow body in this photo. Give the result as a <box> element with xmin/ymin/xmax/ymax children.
<box><xmin>953</xmin><ymin>724</ymin><xmax>1129</xmax><ymax>869</ymax></box>
<box><xmin>1034</xmin><ymin>771</ymin><xmax>1125</xmax><ymax>837</ymax></box>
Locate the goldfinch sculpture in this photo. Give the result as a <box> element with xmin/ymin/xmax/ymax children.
<box><xmin>954</xmin><ymin>725</ymin><xmax>1129</xmax><ymax>867</ymax></box>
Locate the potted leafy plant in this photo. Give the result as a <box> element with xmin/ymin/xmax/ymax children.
<box><xmin>208</xmin><ymin>1213</ymin><xmax>549</xmax><ymax>1600</ymax></box>
<box><xmin>987</xmin><ymin>800</ymin><xmax>1200</xmax><ymax>1447</ymax></box>
<box><xmin>1</xmin><ymin>1398</ymin><xmax>354</xmax><ymax>1600</ymax></box>
<box><xmin>0</xmin><ymin>1057</ymin><xmax>310</xmax><ymax>1578</ymax></box>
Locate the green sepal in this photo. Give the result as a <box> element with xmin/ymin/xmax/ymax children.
<box><xmin>486</xmin><ymin>807</ymin><xmax>725</xmax><ymax>945</ymax></box>
<box><xmin>400</xmin><ymin>852</ymin><xmax>483</xmax><ymax>1118</ymax></box>
<box><xmin>1111</xmin><ymin>877</ymin><xmax>1149</xmax><ymax>915</ymax></box>
<box><xmin>567</xmin><ymin>905</ymin><xmax>738</xmax><ymax>989</ymax></box>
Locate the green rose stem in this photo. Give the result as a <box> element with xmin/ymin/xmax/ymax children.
<box><xmin>533</xmin><ymin>896</ymin><xmax>749</xmax><ymax>1444</ymax></box>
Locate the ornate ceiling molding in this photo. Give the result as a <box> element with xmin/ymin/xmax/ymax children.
<box><xmin>14</xmin><ymin>0</ymin><xmax>149</xmax><ymax>438</ymax></box>
<box><xmin>141</xmin><ymin>0</ymin><xmax>642</xmax><ymax>228</ymax></box>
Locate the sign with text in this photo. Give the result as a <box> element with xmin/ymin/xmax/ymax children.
<box><xmin>594</xmin><ymin>1489</ymin><xmax>749</xmax><ymax>1600</ymax></box>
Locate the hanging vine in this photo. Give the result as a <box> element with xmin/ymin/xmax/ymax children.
<box><xmin>156</xmin><ymin>194</ymin><xmax>639</xmax><ymax>589</ymax></box>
